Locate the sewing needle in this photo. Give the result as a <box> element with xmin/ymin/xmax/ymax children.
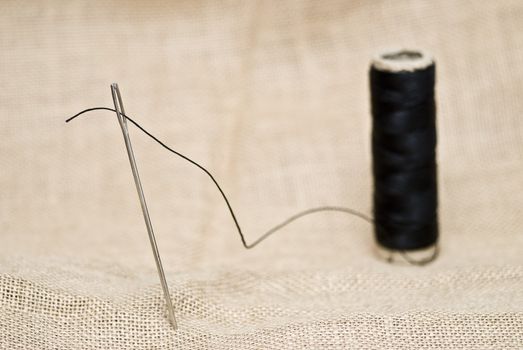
<box><xmin>110</xmin><ymin>83</ymin><xmax>177</xmax><ymax>330</ymax></box>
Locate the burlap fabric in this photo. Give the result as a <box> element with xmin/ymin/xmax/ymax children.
<box><xmin>1</xmin><ymin>1</ymin><xmax>522</xmax><ymax>348</ymax></box>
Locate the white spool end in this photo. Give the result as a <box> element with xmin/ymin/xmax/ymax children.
<box><xmin>375</xmin><ymin>244</ymin><xmax>439</xmax><ymax>266</ymax></box>
<box><xmin>372</xmin><ymin>49</ymin><xmax>434</xmax><ymax>73</ymax></box>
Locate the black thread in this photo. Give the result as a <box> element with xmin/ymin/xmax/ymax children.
<box><xmin>66</xmin><ymin>108</ymin><xmax>437</xmax><ymax>264</ymax></box>
<box><xmin>370</xmin><ymin>60</ymin><xmax>439</xmax><ymax>250</ymax></box>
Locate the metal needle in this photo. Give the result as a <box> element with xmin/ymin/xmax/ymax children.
<box><xmin>110</xmin><ymin>83</ymin><xmax>177</xmax><ymax>329</ymax></box>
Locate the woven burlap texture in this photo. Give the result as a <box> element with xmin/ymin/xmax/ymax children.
<box><xmin>1</xmin><ymin>1</ymin><xmax>522</xmax><ymax>349</ymax></box>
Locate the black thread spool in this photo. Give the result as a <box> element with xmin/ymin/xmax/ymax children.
<box><xmin>370</xmin><ymin>50</ymin><xmax>439</xmax><ymax>264</ymax></box>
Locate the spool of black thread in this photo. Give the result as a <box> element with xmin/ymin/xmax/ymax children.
<box><xmin>370</xmin><ymin>50</ymin><xmax>438</xmax><ymax>262</ymax></box>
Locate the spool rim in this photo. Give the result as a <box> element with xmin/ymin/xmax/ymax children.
<box><xmin>372</xmin><ymin>49</ymin><xmax>434</xmax><ymax>72</ymax></box>
<box><xmin>375</xmin><ymin>243</ymin><xmax>439</xmax><ymax>266</ymax></box>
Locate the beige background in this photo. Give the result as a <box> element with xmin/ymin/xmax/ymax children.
<box><xmin>1</xmin><ymin>0</ymin><xmax>522</xmax><ymax>348</ymax></box>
